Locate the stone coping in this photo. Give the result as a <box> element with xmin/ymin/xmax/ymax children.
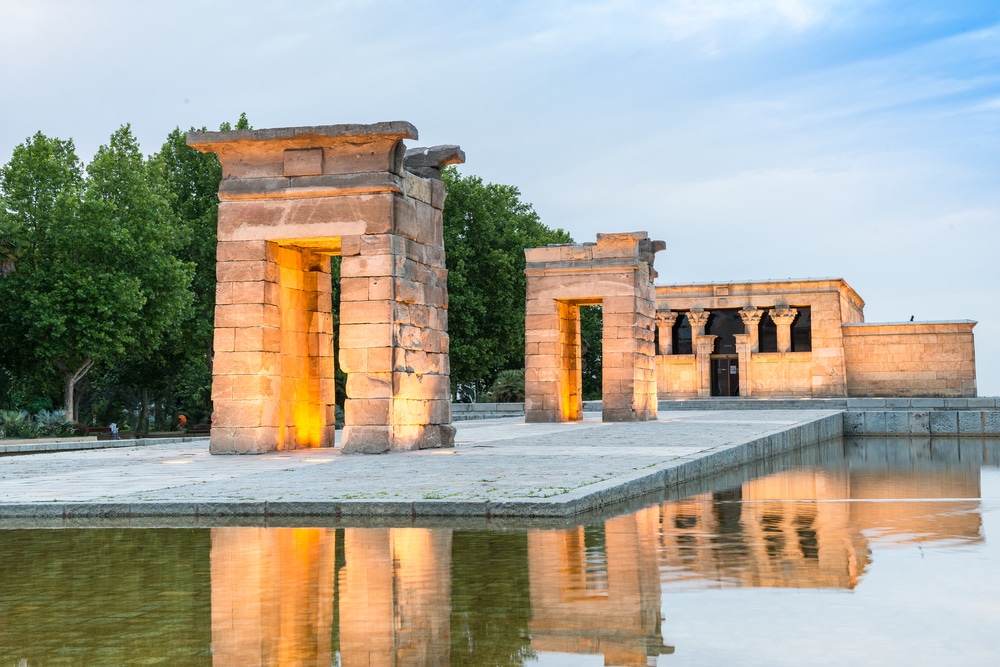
<box><xmin>0</xmin><ymin>411</ymin><xmax>841</xmax><ymax>524</ymax></box>
<box><xmin>451</xmin><ymin>402</ymin><xmax>525</xmax><ymax>412</ymax></box>
<box><xmin>187</xmin><ymin>121</ymin><xmax>418</xmax><ymax>146</ymax></box>
<box><xmin>658</xmin><ymin>397</ymin><xmax>1000</xmax><ymax>410</ymax></box>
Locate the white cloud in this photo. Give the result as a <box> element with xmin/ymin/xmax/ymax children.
<box><xmin>648</xmin><ymin>0</ymin><xmax>839</xmax><ymax>38</ymax></box>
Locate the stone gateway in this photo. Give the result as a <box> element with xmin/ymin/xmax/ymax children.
<box><xmin>188</xmin><ymin>123</ymin><xmax>462</xmax><ymax>454</ymax></box>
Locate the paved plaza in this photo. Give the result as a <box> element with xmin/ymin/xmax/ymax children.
<box><xmin>0</xmin><ymin>410</ymin><xmax>842</xmax><ymax>521</ymax></box>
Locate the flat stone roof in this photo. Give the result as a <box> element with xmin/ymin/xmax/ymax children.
<box><xmin>0</xmin><ymin>410</ymin><xmax>841</xmax><ymax>525</ymax></box>
<box><xmin>186</xmin><ymin>121</ymin><xmax>418</xmax><ymax>147</ymax></box>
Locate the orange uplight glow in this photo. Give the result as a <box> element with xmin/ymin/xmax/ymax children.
<box><xmin>275</xmin><ymin>246</ymin><xmax>333</xmax><ymax>450</ymax></box>
<box><xmin>560</xmin><ymin>377</ymin><xmax>575</xmax><ymax>421</ymax></box>
<box><xmin>292</xmin><ymin>402</ymin><xmax>324</xmax><ymax>448</ymax></box>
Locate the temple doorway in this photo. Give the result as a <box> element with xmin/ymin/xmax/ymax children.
<box><xmin>711</xmin><ymin>355</ymin><xmax>739</xmax><ymax>396</ymax></box>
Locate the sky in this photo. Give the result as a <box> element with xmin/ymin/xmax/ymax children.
<box><xmin>1</xmin><ymin>0</ymin><xmax>998</xmax><ymax>395</ymax></box>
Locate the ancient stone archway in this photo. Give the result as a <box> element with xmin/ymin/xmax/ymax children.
<box><xmin>523</xmin><ymin>232</ymin><xmax>664</xmax><ymax>422</ymax></box>
<box><xmin>188</xmin><ymin>123</ymin><xmax>461</xmax><ymax>454</ymax></box>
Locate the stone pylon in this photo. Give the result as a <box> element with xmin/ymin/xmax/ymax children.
<box><xmin>524</xmin><ymin>232</ymin><xmax>664</xmax><ymax>422</ymax></box>
<box><xmin>188</xmin><ymin>123</ymin><xmax>461</xmax><ymax>454</ymax></box>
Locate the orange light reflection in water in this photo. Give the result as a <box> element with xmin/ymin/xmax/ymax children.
<box><xmin>204</xmin><ymin>441</ymin><xmax>988</xmax><ymax>666</ymax></box>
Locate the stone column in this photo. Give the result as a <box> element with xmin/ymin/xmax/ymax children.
<box><xmin>738</xmin><ymin>306</ymin><xmax>763</xmax><ymax>353</ymax></box>
<box><xmin>655</xmin><ymin>311</ymin><xmax>678</xmax><ymax>355</ymax></box>
<box><xmin>769</xmin><ymin>307</ymin><xmax>799</xmax><ymax>353</ymax></box>
<box><xmin>734</xmin><ymin>333</ymin><xmax>752</xmax><ymax>397</ymax></box>
<box><xmin>524</xmin><ymin>299</ymin><xmax>582</xmax><ymax>423</ymax></box>
<box><xmin>695</xmin><ymin>335</ymin><xmax>716</xmax><ymax>398</ymax></box>
<box><xmin>685</xmin><ymin>309</ymin><xmax>710</xmax><ymax>338</ymax></box>
<box><xmin>211</xmin><ymin>240</ymin><xmax>283</xmax><ymax>454</ymax></box>
<box><xmin>602</xmin><ymin>292</ymin><xmax>657</xmax><ymax>422</ymax></box>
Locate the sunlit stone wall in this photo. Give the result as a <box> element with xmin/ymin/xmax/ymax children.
<box><xmin>843</xmin><ymin>321</ymin><xmax>978</xmax><ymax>397</ymax></box>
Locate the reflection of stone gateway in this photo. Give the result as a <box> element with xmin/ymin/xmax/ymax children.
<box><xmin>188</xmin><ymin>124</ymin><xmax>462</xmax><ymax>454</ymax></box>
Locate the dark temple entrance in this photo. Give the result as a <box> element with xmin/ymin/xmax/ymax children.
<box><xmin>711</xmin><ymin>355</ymin><xmax>739</xmax><ymax>396</ymax></box>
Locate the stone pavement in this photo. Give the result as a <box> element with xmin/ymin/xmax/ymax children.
<box><xmin>0</xmin><ymin>410</ymin><xmax>842</xmax><ymax>521</ymax></box>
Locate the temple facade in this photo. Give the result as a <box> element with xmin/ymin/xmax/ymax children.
<box><xmin>654</xmin><ymin>278</ymin><xmax>977</xmax><ymax>399</ymax></box>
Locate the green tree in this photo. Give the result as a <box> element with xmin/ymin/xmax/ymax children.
<box><xmin>0</xmin><ymin>127</ymin><xmax>193</xmax><ymax>420</ymax></box>
<box><xmin>136</xmin><ymin>113</ymin><xmax>251</xmax><ymax>425</ymax></box>
<box><xmin>580</xmin><ymin>305</ymin><xmax>603</xmax><ymax>400</ymax></box>
<box><xmin>442</xmin><ymin>168</ymin><xmax>571</xmax><ymax>398</ymax></box>
<box><xmin>0</xmin><ymin>133</ymin><xmax>85</xmax><ymax>408</ymax></box>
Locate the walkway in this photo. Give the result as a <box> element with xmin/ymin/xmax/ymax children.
<box><xmin>0</xmin><ymin>410</ymin><xmax>841</xmax><ymax>521</ymax></box>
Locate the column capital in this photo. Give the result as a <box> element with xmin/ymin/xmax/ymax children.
<box><xmin>738</xmin><ymin>306</ymin><xmax>764</xmax><ymax>327</ymax></box>
<box><xmin>655</xmin><ymin>310</ymin><xmax>678</xmax><ymax>326</ymax></box>
<box><xmin>685</xmin><ymin>309</ymin><xmax>710</xmax><ymax>329</ymax></box>
<box><xmin>768</xmin><ymin>307</ymin><xmax>799</xmax><ymax>327</ymax></box>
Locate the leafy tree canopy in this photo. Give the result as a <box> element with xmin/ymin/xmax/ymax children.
<box><xmin>442</xmin><ymin>167</ymin><xmax>571</xmax><ymax>396</ymax></box>
<box><xmin>0</xmin><ymin>127</ymin><xmax>194</xmax><ymax>419</ymax></box>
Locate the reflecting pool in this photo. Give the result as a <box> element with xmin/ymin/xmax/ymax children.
<box><xmin>2</xmin><ymin>436</ymin><xmax>999</xmax><ymax>666</ymax></box>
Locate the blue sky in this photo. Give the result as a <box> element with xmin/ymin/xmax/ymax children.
<box><xmin>2</xmin><ymin>0</ymin><xmax>998</xmax><ymax>394</ymax></box>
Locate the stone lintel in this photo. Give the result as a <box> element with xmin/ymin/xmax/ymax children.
<box><xmin>217</xmin><ymin>172</ymin><xmax>404</xmax><ymax>201</ymax></box>
<box><xmin>525</xmin><ymin>261</ymin><xmax>645</xmax><ymax>275</ymax></box>
<box><xmin>188</xmin><ymin>122</ymin><xmax>418</xmax><ymax>183</ymax></box>
<box><xmin>187</xmin><ymin>121</ymin><xmax>418</xmax><ymax>150</ymax></box>
<box><xmin>526</xmin><ymin>231</ymin><xmax>664</xmax><ymax>279</ymax></box>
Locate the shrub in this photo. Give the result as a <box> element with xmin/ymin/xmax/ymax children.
<box><xmin>488</xmin><ymin>369</ymin><xmax>525</xmax><ymax>403</ymax></box>
<box><xmin>35</xmin><ymin>409</ymin><xmax>74</xmax><ymax>437</ymax></box>
<box><xmin>0</xmin><ymin>409</ymin><xmax>39</xmax><ymax>439</ymax></box>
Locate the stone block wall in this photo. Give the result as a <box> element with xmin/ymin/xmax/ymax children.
<box><xmin>748</xmin><ymin>353</ymin><xmax>813</xmax><ymax>397</ymax></box>
<box><xmin>655</xmin><ymin>355</ymin><xmax>698</xmax><ymax>397</ymax></box>
<box><xmin>338</xmin><ymin>175</ymin><xmax>453</xmax><ymax>452</ymax></box>
<box><xmin>842</xmin><ymin>321</ymin><xmax>977</xmax><ymax>397</ymax></box>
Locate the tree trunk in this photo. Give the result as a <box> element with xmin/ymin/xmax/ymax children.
<box><xmin>139</xmin><ymin>387</ymin><xmax>150</xmax><ymax>435</ymax></box>
<box><xmin>74</xmin><ymin>378</ymin><xmax>90</xmax><ymax>425</ymax></box>
<box><xmin>58</xmin><ymin>358</ymin><xmax>94</xmax><ymax>422</ymax></box>
<box><xmin>154</xmin><ymin>391</ymin><xmax>163</xmax><ymax>431</ymax></box>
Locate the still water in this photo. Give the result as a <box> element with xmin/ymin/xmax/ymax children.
<box><xmin>2</xmin><ymin>437</ymin><xmax>999</xmax><ymax>666</ymax></box>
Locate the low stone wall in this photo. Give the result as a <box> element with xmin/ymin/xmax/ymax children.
<box><xmin>451</xmin><ymin>402</ymin><xmax>525</xmax><ymax>421</ymax></box>
<box><xmin>0</xmin><ymin>435</ymin><xmax>209</xmax><ymax>455</ymax></box>
<box><xmin>844</xmin><ymin>411</ymin><xmax>1000</xmax><ymax>437</ymax></box>
<box><xmin>659</xmin><ymin>397</ymin><xmax>1000</xmax><ymax>411</ymax></box>
<box><xmin>656</xmin><ymin>396</ymin><xmax>1000</xmax><ymax>437</ymax></box>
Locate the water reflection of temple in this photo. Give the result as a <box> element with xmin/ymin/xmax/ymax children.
<box><xmin>203</xmin><ymin>440</ymin><xmax>989</xmax><ymax>666</ymax></box>
<box><xmin>647</xmin><ymin>439</ymin><xmax>983</xmax><ymax>592</ymax></box>
<box><xmin>210</xmin><ymin>527</ymin><xmax>451</xmax><ymax>667</ymax></box>
<box><xmin>528</xmin><ymin>513</ymin><xmax>674</xmax><ymax>666</ymax></box>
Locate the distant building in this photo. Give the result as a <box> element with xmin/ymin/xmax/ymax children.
<box><xmin>654</xmin><ymin>278</ymin><xmax>977</xmax><ymax>398</ymax></box>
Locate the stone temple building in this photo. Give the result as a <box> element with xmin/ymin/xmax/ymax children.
<box><xmin>523</xmin><ymin>236</ymin><xmax>978</xmax><ymax>423</ymax></box>
<box><xmin>653</xmin><ymin>277</ymin><xmax>977</xmax><ymax>399</ymax></box>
